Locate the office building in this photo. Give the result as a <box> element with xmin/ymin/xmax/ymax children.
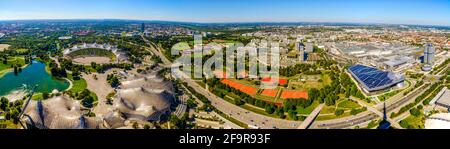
<box><xmin>424</xmin><ymin>43</ymin><xmax>435</xmax><ymax>64</ymax></box>
<box><xmin>141</xmin><ymin>23</ymin><xmax>145</xmax><ymax>33</ymax></box>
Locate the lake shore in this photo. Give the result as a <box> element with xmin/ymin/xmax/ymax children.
<box><xmin>0</xmin><ymin>61</ymin><xmax>69</xmax><ymax>96</ymax></box>
<box><xmin>2</xmin><ymin>89</ymin><xmax>27</xmax><ymax>102</ymax></box>
<box><xmin>0</xmin><ymin>63</ymin><xmax>29</xmax><ymax>78</ymax></box>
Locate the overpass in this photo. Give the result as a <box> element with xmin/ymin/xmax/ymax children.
<box><xmin>298</xmin><ymin>104</ymin><xmax>324</xmax><ymax>129</ymax></box>
<box><xmin>140</xmin><ymin>35</ymin><xmax>302</xmax><ymax>128</ymax></box>
<box><xmin>351</xmin><ymin>97</ymin><xmax>403</xmax><ymax>129</ymax></box>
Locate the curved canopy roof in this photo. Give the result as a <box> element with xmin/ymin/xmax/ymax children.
<box><xmin>22</xmin><ymin>96</ymin><xmax>103</xmax><ymax>129</ymax></box>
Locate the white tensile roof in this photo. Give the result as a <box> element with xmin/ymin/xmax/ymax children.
<box><xmin>425</xmin><ymin>113</ymin><xmax>450</xmax><ymax>129</ymax></box>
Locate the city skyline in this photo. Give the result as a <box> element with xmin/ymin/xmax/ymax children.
<box><xmin>0</xmin><ymin>0</ymin><xmax>449</xmax><ymax>26</ymax></box>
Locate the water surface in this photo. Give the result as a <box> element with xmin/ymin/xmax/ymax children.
<box><xmin>0</xmin><ymin>60</ymin><xmax>70</xmax><ymax>96</ymax></box>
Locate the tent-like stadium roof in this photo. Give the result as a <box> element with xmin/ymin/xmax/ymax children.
<box><xmin>425</xmin><ymin>113</ymin><xmax>450</xmax><ymax>129</ymax></box>
<box><xmin>22</xmin><ymin>96</ymin><xmax>104</xmax><ymax>129</ymax></box>
<box><xmin>113</xmin><ymin>87</ymin><xmax>173</xmax><ymax>121</ymax></box>
<box><xmin>120</xmin><ymin>75</ymin><xmax>173</xmax><ymax>93</ymax></box>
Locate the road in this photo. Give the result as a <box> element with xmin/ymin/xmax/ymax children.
<box><xmin>298</xmin><ymin>104</ymin><xmax>324</xmax><ymax>129</ymax></box>
<box><xmin>140</xmin><ymin>35</ymin><xmax>439</xmax><ymax>129</ymax></box>
<box><xmin>352</xmin><ymin>97</ymin><xmax>403</xmax><ymax>129</ymax></box>
<box><xmin>140</xmin><ymin>35</ymin><xmax>302</xmax><ymax>129</ymax></box>
<box><xmin>312</xmin><ymin>81</ymin><xmax>430</xmax><ymax>129</ymax></box>
<box><xmin>313</xmin><ymin>111</ymin><xmax>378</xmax><ymax>129</ymax></box>
<box><xmin>308</xmin><ymin>52</ymin><xmax>440</xmax><ymax>129</ymax></box>
<box><xmin>140</xmin><ymin>35</ymin><xmax>172</xmax><ymax>65</ymax></box>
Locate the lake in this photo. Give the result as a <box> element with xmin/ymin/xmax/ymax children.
<box><xmin>0</xmin><ymin>60</ymin><xmax>70</xmax><ymax>96</ymax></box>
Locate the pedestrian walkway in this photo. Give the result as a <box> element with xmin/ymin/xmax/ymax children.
<box><xmin>298</xmin><ymin>104</ymin><xmax>324</xmax><ymax>129</ymax></box>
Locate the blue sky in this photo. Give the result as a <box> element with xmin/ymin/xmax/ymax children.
<box><xmin>0</xmin><ymin>0</ymin><xmax>449</xmax><ymax>26</ymax></box>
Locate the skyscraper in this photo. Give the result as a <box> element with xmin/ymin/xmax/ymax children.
<box><xmin>424</xmin><ymin>43</ymin><xmax>435</xmax><ymax>64</ymax></box>
<box><xmin>141</xmin><ymin>23</ymin><xmax>145</xmax><ymax>33</ymax></box>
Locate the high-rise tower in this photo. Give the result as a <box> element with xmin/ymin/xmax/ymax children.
<box><xmin>141</xmin><ymin>23</ymin><xmax>145</xmax><ymax>33</ymax></box>
<box><xmin>424</xmin><ymin>43</ymin><xmax>435</xmax><ymax>64</ymax></box>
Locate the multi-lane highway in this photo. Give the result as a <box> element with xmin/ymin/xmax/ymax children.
<box><xmin>139</xmin><ymin>35</ymin><xmax>441</xmax><ymax>129</ymax></box>
<box><xmin>140</xmin><ymin>35</ymin><xmax>303</xmax><ymax>129</ymax></box>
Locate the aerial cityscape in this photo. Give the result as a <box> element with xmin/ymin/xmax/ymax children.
<box><xmin>1</xmin><ymin>0</ymin><xmax>450</xmax><ymax>130</ymax></box>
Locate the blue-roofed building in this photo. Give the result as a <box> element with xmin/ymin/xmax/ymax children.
<box><xmin>348</xmin><ymin>64</ymin><xmax>405</xmax><ymax>92</ymax></box>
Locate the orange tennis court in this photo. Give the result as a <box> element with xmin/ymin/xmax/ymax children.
<box><xmin>261</xmin><ymin>77</ymin><xmax>288</xmax><ymax>86</ymax></box>
<box><xmin>261</xmin><ymin>89</ymin><xmax>278</xmax><ymax>97</ymax></box>
<box><xmin>280</xmin><ymin>90</ymin><xmax>308</xmax><ymax>99</ymax></box>
<box><xmin>221</xmin><ymin>79</ymin><xmax>258</xmax><ymax>95</ymax></box>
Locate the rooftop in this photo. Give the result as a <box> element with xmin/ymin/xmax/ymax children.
<box><xmin>431</xmin><ymin>87</ymin><xmax>450</xmax><ymax>108</ymax></box>
<box><xmin>348</xmin><ymin>64</ymin><xmax>404</xmax><ymax>92</ymax></box>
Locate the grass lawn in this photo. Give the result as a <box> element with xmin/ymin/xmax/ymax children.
<box><xmin>225</xmin><ymin>93</ymin><xmax>281</xmax><ymax>119</ymax></box>
<box><xmin>15</xmin><ymin>48</ymin><xmax>29</xmax><ymax>53</ymax></box>
<box><xmin>377</xmin><ymin>79</ymin><xmax>410</xmax><ymax>101</ymax></box>
<box><xmin>67</xmin><ymin>74</ymin><xmax>87</xmax><ymax>93</ymax></box>
<box><xmin>231</xmin><ymin>78</ymin><xmax>258</xmax><ymax>86</ymax></box>
<box><xmin>223</xmin><ymin>95</ymin><xmax>234</xmax><ymax>103</ymax></box>
<box><xmin>240</xmin><ymin>104</ymin><xmax>279</xmax><ymax>118</ymax></box>
<box><xmin>215</xmin><ymin>110</ymin><xmax>248</xmax><ymax>129</ymax></box>
<box><xmin>32</xmin><ymin>93</ymin><xmax>43</xmax><ymax>100</ymax></box>
<box><xmin>400</xmin><ymin>114</ymin><xmax>425</xmax><ymax>129</ymax></box>
<box><xmin>367</xmin><ymin>119</ymin><xmax>380</xmax><ymax>129</ymax></box>
<box><xmin>337</xmin><ymin>99</ymin><xmax>361</xmax><ymax>109</ymax></box>
<box><xmin>0</xmin><ymin>120</ymin><xmax>22</xmax><ymax>129</ymax></box>
<box><xmin>321</xmin><ymin>73</ymin><xmax>332</xmax><ymax>85</ymax></box>
<box><xmin>287</xmin><ymin>73</ymin><xmax>331</xmax><ymax>91</ymax></box>
<box><xmin>296</xmin><ymin>100</ymin><xmax>319</xmax><ymax>115</ymax></box>
<box><xmin>316</xmin><ymin>111</ymin><xmax>352</xmax><ymax>121</ymax></box>
<box><xmin>255</xmin><ymin>94</ymin><xmax>277</xmax><ymax>103</ymax></box>
<box><xmin>90</xmin><ymin>92</ymin><xmax>99</xmax><ymax>107</ymax></box>
<box><xmin>0</xmin><ymin>56</ymin><xmax>26</xmax><ymax>72</ymax></box>
<box><xmin>320</xmin><ymin>106</ymin><xmax>336</xmax><ymax>114</ymax></box>
<box><xmin>83</xmin><ymin>66</ymin><xmax>97</xmax><ymax>73</ymax></box>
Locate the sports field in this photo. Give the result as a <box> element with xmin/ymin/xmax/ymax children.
<box><xmin>261</xmin><ymin>77</ymin><xmax>288</xmax><ymax>86</ymax></box>
<box><xmin>221</xmin><ymin>79</ymin><xmax>258</xmax><ymax>95</ymax></box>
<box><xmin>261</xmin><ymin>89</ymin><xmax>278</xmax><ymax>97</ymax></box>
<box><xmin>280</xmin><ymin>89</ymin><xmax>308</xmax><ymax>99</ymax></box>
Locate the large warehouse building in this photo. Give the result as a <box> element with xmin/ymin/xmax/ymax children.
<box><xmin>429</xmin><ymin>87</ymin><xmax>450</xmax><ymax>110</ymax></box>
<box><xmin>348</xmin><ymin>64</ymin><xmax>405</xmax><ymax>92</ymax></box>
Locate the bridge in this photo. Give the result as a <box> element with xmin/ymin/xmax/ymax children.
<box><xmin>298</xmin><ymin>104</ymin><xmax>324</xmax><ymax>129</ymax></box>
<box><xmin>352</xmin><ymin>97</ymin><xmax>403</xmax><ymax>129</ymax></box>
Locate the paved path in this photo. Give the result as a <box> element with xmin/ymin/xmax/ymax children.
<box><xmin>298</xmin><ymin>104</ymin><xmax>324</xmax><ymax>129</ymax></box>
<box><xmin>140</xmin><ymin>36</ymin><xmax>302</xmax><ymax>129</ymax></box>
<box><xmin>141</xmin><ymin>35</ymin><xmax>172</xmax><ymax>65</ymax></box>
<box><xmin>352</xmin><ymin>98</ymin><xmax>403</xmax><ymax>129</ymax></box>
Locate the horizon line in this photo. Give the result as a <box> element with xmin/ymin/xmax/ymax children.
<box><xmin>0</xmin><ymin>18</ymin><xmax>449</xmax><ymax>28</ymax></box>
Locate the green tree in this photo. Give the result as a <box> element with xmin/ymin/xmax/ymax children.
<box><xmin>288</xmin><ymin>110</ymin><xmax>297</xmax><ymax>119</ymax></box>
<box><xmin>409</xmin><ymin>108</ymin><xmax>421</xmax><ymax>117</ymax></box>
<box><xmin>107</xmin><ymin>74</ymin><xmax>121</xmax><ymax>87</ymax></box>
<box><xmin>42</xmin><ymin>92</ymin><xmax>50</xmax><ymax>99</ymax></box>
<box><xmin>335</xmin><ymin>109</ymin><xmax>344</xmax><ymax>116</ymax></box>
<box><xmin>0</xmin><ymin>97</ymin><xmax>9</xmax><ymax>111</ymax></box>
<box><xmin>132</xmin><ymin>122</ymin><xmax>139</xmax><ymax>129</ymax></box>
<box><xmin>265</xmin><ymin>104</ymin><xmax>275</xmax><ymax>114</ymax></box>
